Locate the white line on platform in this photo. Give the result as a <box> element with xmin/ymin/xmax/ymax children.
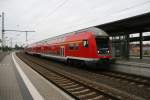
<box><xmin>14</xmin><ymin>53</ymin><xmax>74</xmax><ymax>100</ymax></box>
<box><xmin>12</xmin><ymin>53</ymin><xmax>44</xmax><ymax>100</ymax></box>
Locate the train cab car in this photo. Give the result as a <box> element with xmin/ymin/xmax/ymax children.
<box><xmin>25</xmin><ymin>27</ymin><xmax>112</xmax><ymax>67</ymax></box>
<box><xmin>65</xmin><ymin>27</ymin><xmax>112</xmax><ymax>66</ymax></box>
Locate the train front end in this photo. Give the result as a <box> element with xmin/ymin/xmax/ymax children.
<box><xmin>95</xmin><ymin>36</ymin><xmax>112</xmax><ymax>64</ymax></box>
<box><xmin>90</xmin><ymin>28</ymin><xmax>113</xmax><ymax>66</ymax></box>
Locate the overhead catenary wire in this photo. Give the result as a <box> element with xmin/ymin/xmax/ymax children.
<box><xmin>27</xmin><ymin>0</ymin><xmax>150</xmax><ymax>44</ymax></box>
<box><xmin>63</xmin><ymin>0</ymin><xmax>150</xmax><ymax>34</ymax></box>
<box><xmin>27</xmin><ymin>0</ymin><xmax>69</xmax><ymax>43</ymax></box>
<box><xmin>32</xmin><ymin>0</ymin><xmax>69</xmax><ymax>28</ymax></box>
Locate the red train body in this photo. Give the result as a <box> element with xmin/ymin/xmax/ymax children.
<box><xmin>25</xmin><ymin>27</ymin><xmax>112</xmax><ymax>66</ymax></box>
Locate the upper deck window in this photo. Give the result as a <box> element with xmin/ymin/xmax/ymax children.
<box><xmin>83</xmin><ymin>40</ymin><xmax>88</xmax><ymax>48</ymax></box>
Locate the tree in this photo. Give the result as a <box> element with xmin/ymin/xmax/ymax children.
<box><xmin>14</xmin><ymin>44</ymin><xmax>24</xmax><ymax>50</ymax></box>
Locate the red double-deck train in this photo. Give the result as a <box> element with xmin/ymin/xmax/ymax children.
<box><xmin>25</xmin><ymin>27</ymin><xmax>112</xmax><ymax>67</ymax></box>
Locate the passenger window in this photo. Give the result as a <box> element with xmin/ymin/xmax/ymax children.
<box><xmin>74</xmin><ymin>43</ymin><xmax>79</xmax><ymax>50</ymax></box>
<box><xmin>83</xmin><ymin>40</ymin><xmax>88</xmax><ymax>48</ymax></box>
<box><xmin>69</xmin><ymin>43</ymin><xmax>74</xmax><ymax>50</ymax></box>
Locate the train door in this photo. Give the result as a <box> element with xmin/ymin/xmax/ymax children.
<box><xmin>60</xmin><ymin>46</ymin><xmax>65</xmax><ymax>56</ymax></box>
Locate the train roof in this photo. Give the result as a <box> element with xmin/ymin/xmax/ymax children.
<box><xmin>75</xmin><ymin>27</ymin><xmax>108</xmax><ymax>37</ymax></box>
<box><xmin>31</xmin><ymin>27</ymin><xmax>108</xmax><ymax>45</ymax></box>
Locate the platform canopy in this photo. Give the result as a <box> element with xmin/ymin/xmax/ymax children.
<box><xmin>96</xmin><ymin>13</ymin><xmax>150</xmax><ymax>36</ymax></box>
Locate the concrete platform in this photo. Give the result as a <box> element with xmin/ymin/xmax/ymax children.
<box><xmin>111</xmin><ymin>59</ymin><xmax>150</xmax><ymax>77</ymax></box>
<box><xmin>0</xmin><ymin>52</ymin><xmax>73</xmax><ymax>100</ymax></box>
<box><xmin>116</xmin><ymin>60</ymin><xmax>150</xmax><ymax>68</ymax></box>
<box><xmin>0</xmin><ymin>53</ymin><xmax>32</xmax><ymax>100</ymax></box>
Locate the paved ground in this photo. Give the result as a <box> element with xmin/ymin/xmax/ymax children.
<box><xmin>117</xmin><ymin>57</ymin><xmax>150</xmax><ymax>64</ymax></box>
<box><xmin>112</xmin><ymin>58</ymin><xmax>150</xmax><ymax>77</ymax></box>
<box><xmin>0</xmin><ymin>53</ymin><xmax>32</xmax><ymax>100</ymax></box>
<box><xmin>0</xmin><ymin>52</ymin><xmax>9</xmax><ymax>61</ymax></box>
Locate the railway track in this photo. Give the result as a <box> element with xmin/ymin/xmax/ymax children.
<box><xmin>16</xmin><ymin>52</ymin><xmax>150</xmax><ymax>100</ymax></box>
<box><xmin>98</xmin><ymin>71</ymin><xmax>150</xmax><ymax>88</ymax></box>
<box><xmin>17</xmin><ymin>53</ymin><xmax>121</xmax><ymax>100</ymax></box>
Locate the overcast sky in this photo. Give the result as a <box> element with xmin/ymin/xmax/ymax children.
<box><xmin>0</xmin><ymin>0</ymin><xmax>150</xmax><ymax>46</ymax></box>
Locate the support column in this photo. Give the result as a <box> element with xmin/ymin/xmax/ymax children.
<box><xmin>125</xmin><ymin>34</ymin><xmax>129</xmax><ymax>60</ymax></box>
<box><xmin>112</xmin><ymin>36</ymin><xmax>115</xmax><ymax>57</ymax></box>
<box><xmin>140</xmin><ymin>32</ymin><xmax>143</xmax><ymax>59</ymax></box>
<box><xmin>119</xmin><ymin>35</ymin><xmax>122</xmax><ymax>57</ymax></box>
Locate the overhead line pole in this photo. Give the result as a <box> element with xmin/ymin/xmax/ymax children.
<box><xmin>1</xmin><ymin>12</ymin><xmax>5</xmax><ymax>51</ymax></box>
<box><xmin>10</xmin><ymin>38</ymin><xmax>12</xmax><ymax>49</ymax></box>
<box><xmin>4</xmin><ymin>30</ymin><xmax>35</xmax><ymax>43</ymax></box>
<box><xmin>24</xmin><ymin>31</ymin><xmax>35</xmax><ymax>42</ymax></box>
<box><xmin>0</xmin><ymin>12</ymin><xmax>35</xmax><ymax>50</ymax></box>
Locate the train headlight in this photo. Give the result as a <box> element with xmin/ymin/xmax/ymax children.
<box><xmin>107</xmin><ymin>50</ymin><xmax>110</xmax><ymax>53</ymax></box>
<box><xmin>97</xmin><ymin>50</ymin><xmax>100</xmax><ymax>54</ymax></box>
<box><xmin>107</xmin><ymin>50</ymin><xmax>110</xmax><ymax>54</ymax></box>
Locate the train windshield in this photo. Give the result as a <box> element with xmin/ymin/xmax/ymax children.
<box><xmin>96</xmin><ymin>37</ymin><xmax>109</xmax><ymax>54</ymax></box>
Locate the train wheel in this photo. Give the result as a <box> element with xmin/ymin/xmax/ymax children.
<box><xmin>67</xmin><ymin>59</ymin><xmax>72</xmax><ymax>66</ymax></box>
<box><xmin>79</xmin><ymin>60</ymin><xmax>85</xmax><ymax>67</ymax></box>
